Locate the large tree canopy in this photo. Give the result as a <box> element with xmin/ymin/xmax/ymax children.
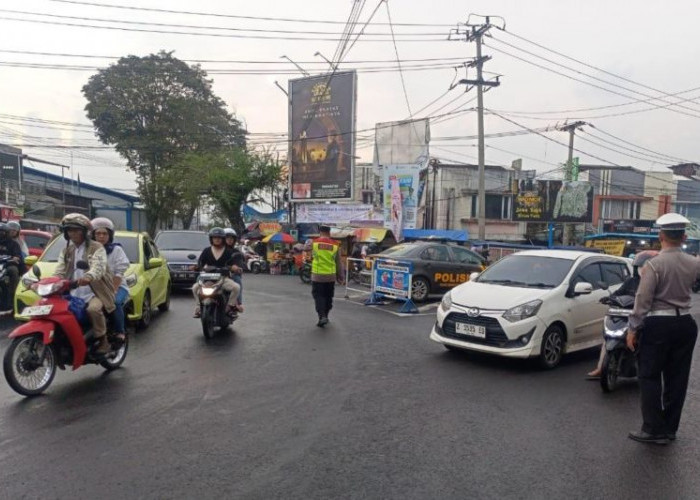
<box><xmin>82</xmin><ymin>51</ymin><xmax>246</xmax><ymax>233</ymax></box>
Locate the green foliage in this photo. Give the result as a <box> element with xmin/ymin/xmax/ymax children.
<box><xmin>82</xmin><ymin>51</ymin><xmax>246</xmax><ymax>233</ymax></box>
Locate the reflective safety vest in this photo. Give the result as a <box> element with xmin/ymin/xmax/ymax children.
<box><xmin>311</xmin><ymin>237</ymin><xmax>340</xmax><ymax>275</ymax></box>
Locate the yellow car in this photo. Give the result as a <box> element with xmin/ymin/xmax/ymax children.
<box><xmin>15</xmin><ymin>231</ymin><xmax>171</xmax><ymax>328</ymax></box>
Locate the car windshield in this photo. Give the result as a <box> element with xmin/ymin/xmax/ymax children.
<box><xmin>476</xmin><ymin>255</ymin><xmax>574</xmax><ymax>288</ymax></box>
<box><xmin>155</xmin><ymin>232</ymin><xmax>209</xmax><ymax>251</ymax></box>
<box><xmin>41</xmin><ymin>236</ymin><xmax>140</xmax><ymax>263</ymax></box>
<box><xmin>379</xmin><ymin>244</ymin><xmax>416</xmax><ymax>257</ymax></box>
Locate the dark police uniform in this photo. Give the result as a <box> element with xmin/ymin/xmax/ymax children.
<box><xmin>629</xmin><ymin>246</ymin><xmax>700</xmax><ymax>440</ymax></box>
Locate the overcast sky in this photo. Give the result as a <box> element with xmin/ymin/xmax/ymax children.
<box><xmin>1</xmin><ymin>0</ymin><xmax>699</xmax><ymax>194</ymax></box>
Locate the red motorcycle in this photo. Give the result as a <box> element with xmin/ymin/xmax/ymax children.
<box><xmin>2</xmin><ymin>264</ymin><xmax>128</xmax><ymax>396</ymax></box>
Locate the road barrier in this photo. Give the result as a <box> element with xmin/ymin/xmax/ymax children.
<box><xmin>365</xmin><ymin>258</ymin><xmax>418</xmax><ymax>313</ymax></box>
<box><xmin>344</xmin><ymin>257</ymin><xmax>373</xmax><ymax>299</ymax></box>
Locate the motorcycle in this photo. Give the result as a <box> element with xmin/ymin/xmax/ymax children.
<box><xmin>599</xmin><ymin>293</ymin><xmax>636</xmax><ymax>392</ymax></box>
<box><xmin>0</xmin><ymin>254</ymin><xmax>16</xmax><ymax>312</ymax></box>
<box><xmin>3</xmin><ymin>262</ymin><xmax>128</xmax><ymax>397</ymax></box>
<box><xmin>299</xmin><ymin>256</ymin><xmax>312</xmax><ymax>284</ymax></box>
<box><xmin>245</xmin><ymin>253</ymin><xmax>268</xmax><ymax>274</ymax></box>
<box><xmin>196</xmin><ymin>266</ymin><xmax>236</xmax><ymax>339</ymax></box>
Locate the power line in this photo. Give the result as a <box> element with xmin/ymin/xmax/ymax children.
<box><xmin>385</xmin><ymin>1</ymin><xmax>413</xmax><ymax>117</ymax></box>
<box><xmin>587</xmin><ymin>126</ymin><xmax>693</xmax><ymax>164</ymax></box>
<box><xmin>47</xmin><ymin>0</ymin><xmax>453</xmax><ymax>27</ymax></box>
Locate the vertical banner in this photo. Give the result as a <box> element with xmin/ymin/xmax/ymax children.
<box><xmin>389</xmin><ymin>176</ymin><xmax>404</xmax><ymax>242</ymax></box>
<box><xmin>289</xmin><ymin>71</ymin><xmax>356</xmax><ymax>201</ymax></box>
<box><xmin>383</xmin><ymin>164</ymin><xmax>421</xmax><ymax>232</ymax></box>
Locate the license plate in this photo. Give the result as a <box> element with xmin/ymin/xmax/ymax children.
<box><xmin>23</xmin><ymin>305</ymin><xmax>53</xmax><ymax>316</ymax></box>
<box><xmin>455</xmin><ymin>322</ymin><xmax>486</xmax><ymax>338</ymax></box>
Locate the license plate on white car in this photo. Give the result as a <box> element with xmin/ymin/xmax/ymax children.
<box><xmin>23</xmin><ymin>305</ymin><xmax>53</xmax><ymax>316</ymax></box>
<box><xmin>455</xmin><ymin>322</ymin><xmax>486</xmax><ymax>338</ymax></box>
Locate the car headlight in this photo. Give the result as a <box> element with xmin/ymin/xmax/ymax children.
<box><xmin>503</xmin><ymin>299</ymin><xmax>542</xmax><ymax>323</ymax></box>
<box><xmin>440</xmin><ymin>291</ymin><xmax>452</xmax><ymax>313</ymax></box>
<box><xmin>125</xmin><ymin>274</ymin><xmax>138</xmax><ymax>287</ymax></box>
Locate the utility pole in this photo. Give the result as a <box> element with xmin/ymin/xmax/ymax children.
<box><xmin>558</xmin><ymin>121</ymin><xmax>586</xmax><ymax>246</ymax></box>
<box><xmin>450</xmin><ymin>15</ymin><xmax>503</xmax><ymax>240</ymax></box>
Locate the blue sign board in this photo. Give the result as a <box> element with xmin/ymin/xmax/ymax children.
<box><xmin>373</xmin><ymin>258</ymin><xmax>412</xmax><ymax>299</ymax></box>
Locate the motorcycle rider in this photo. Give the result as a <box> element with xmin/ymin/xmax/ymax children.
<box><xmin>0</xmin><ymin>223</ymin><xmax>25</xmax><ymax>313</ymax></box>
<box><xmin>54</xmin><ymin>213</ymin><xmax>115</xmax><ymax>355</ymax></box>
<box><xmin>224</xmin><ymin>228</ymin><xmax>246</xmax><ymax>308</ymax></box>
<box><xmin>91</xmin><ymin>217</ymin><xmax>130</xmax><ymax>343</ymax></box>
<box><xmin>193</xmin><ymin>227</ymin><xmax>242</xmax><ymax>318</ymax></box>
<box><xmin>7</xmin><ymin>221</ymin><xmax>28</xmax><ymax>258</ymax></box>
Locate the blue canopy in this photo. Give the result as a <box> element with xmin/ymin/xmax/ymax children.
<box><xmin>402</xmin><ymin>229</ymin><xmax>468</xmax><ymax>242</ymax></box>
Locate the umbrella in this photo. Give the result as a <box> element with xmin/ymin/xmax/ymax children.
<box><xmin>262</xmin><ymin>232</ymin><xmax>296</xmax><ymax>244</ymax></box>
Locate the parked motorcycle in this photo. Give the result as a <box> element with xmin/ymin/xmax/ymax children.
<box><xmin>598</xmin><ymin>293</ymin><xmax>636</xmax><ymax>392</ymax></box>
<box><xmin>245</xmin><ymin>253</ymin><xmax>268</xmax><ymax>274</ymax></box>
<box><xmin>196</xmin><ymin>267</ymin><xmax>236</xmax><ymax>339</ymax></box>
<box><xmin>3</xmin><ymin>263</ymin><xmax>128</xmax><ymax>397</ymax></box>
<box><xmin>0</xmin><ymin>254</ymin><xmax>16</xmax><ymax>312</ymax></box>
<box><xmin>299</xmin><ymin>257</ymin><xmax>312</xmax><ymax>284</ymax></box>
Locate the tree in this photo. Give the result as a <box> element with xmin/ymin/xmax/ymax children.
<box><xmin>82</xmin><ymin>51</ymin><xmax>246</xmax><ymax>234</ymax></box>
<box><xmin>181</xmin><ymin>148</ymin><xmax>281</xmax><ymax>232</ymax></box>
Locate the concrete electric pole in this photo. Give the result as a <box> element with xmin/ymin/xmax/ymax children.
<box><xmin>450</xmin><ymin>15</ymin><xmax>503</xmax><ymax>240</ymax></box>
<box><xmin>558</xmin><ymin>121</ymin><xmax>586</xmax><ymax>246</ymax></box>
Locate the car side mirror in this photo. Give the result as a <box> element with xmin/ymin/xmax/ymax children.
<box><xmin>148</xmin><ymin>257</ymin><xmax>164</xmax><ymax>269</ymax></box>
<box><xmin>469</xmin><ymin>271</ymin><xmax>480</xmax><ymax>281</ymax></box>
<box><xmin>573</xmin><ymin>282</ymin><xmax>593</xmax><ymax>296</ymax></box>
<box><xmin>76</xmin><ymin>260</ymin><xmax>89</xmax><ymax>270</ymax></box>
<box><xmin>32</xmin><ymin>264</ymin><xmax>41</xmax><ymax>279</ymax></box>
<box><xmin>24</xmin><ymin>255</ymin><xmax>38</xmax><ymax>267</ymax></box>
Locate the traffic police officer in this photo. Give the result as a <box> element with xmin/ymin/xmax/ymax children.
<box><xmin>627</xmin><ymin>213</ymin><xmax>700</xmax><ymax>444</ymax></box>
<box><xmin>308</xmin><ymin>225</ymin><xmax>344</xmax><ymax>327</ymax></box>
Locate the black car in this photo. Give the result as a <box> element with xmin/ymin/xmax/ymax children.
<box><xmin>154</xmin><ymin>230</ymin><xmax>210</xmax><ymax>287</ymax></box>
<box><xmin>375</xmin><ymin>242</ymin><xmax>486</xmax><ymax>302</ymax></box>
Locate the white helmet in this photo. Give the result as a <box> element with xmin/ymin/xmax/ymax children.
<box><xmin>90</xmin><ymin>217</ymin><xmax>115</xmax><ymax>242</ymax></box>
<box><xmin>224</xmin><ymin>228</ymin><xmax>237</xmax><ymax>238</ymax></box>
<box><xmin>656</xmin><ymin>213</ymin><xmax>690</xmax><ymax>230</ymax></box>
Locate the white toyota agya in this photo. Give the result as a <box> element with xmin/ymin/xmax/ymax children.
<box><xmin>430</xmin><ymin>250</ymin><xmax>633</xmax><ymax>368</ymax></box>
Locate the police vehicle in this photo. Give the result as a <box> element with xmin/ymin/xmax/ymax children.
<box><xmin>373</xmin><ymin>242</ymin><xmax>486</xmax><ymax>302</ymax></box>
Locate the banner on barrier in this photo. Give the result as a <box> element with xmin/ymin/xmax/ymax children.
<box><xmin>373</xmin><ymin>259</ymin><xmax>412</xmax><ymax>299</ymax></box>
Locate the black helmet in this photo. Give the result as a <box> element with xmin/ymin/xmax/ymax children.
<box><xmin>209</xmin><ymin>227</ymin><xmax>226</xmax><ymax>244</ymax></box>
<box><xmin>0</xmin><ymin>222</ymin><xmax>8</xmax><ymax>240</ymax></box>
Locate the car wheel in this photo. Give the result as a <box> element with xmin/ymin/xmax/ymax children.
<box><xmin>139</xmin><ymin>291</ymin><xmax>152</xmax><ymax>330</ymax></box>
<box><xmin>411</xmin><ymin>277</ymin><xmax>430</xmax><ymax>302</ymax></box>
<box><xmin>538</xmin><ymin>325</ymin><xmax>564</xmax><ymax>369</ymax></box>
<box><xmin>158</xmin><ymin>284</ymin><xmax>171</xmax><ymax>312</ymax></box>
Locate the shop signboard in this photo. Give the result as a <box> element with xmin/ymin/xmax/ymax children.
<box><xmin>513</xmin><ymin>179</ymin><xmax>594</xmax><ymax>223</ymax></box>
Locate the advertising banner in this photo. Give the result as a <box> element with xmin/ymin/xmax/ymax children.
<box><xmin>296</xmin><ymin>203</ymin><xmax>383</xmax><ymax>224</ymax></box>
<box><xmin>374</xmin><ymin>118</ymin><xmax>430</xmax><ymax>167</ymax></box>
<box><xmin>242</xmin><ymin>204</ymin><xmax>287</xmax><ymax>224</ymax></box>
<box><xmin>513</xmin><ymin>178</ymin><xmax>594</xmax><ymax>223</ymax></box>
<box><xmin>289</xmin><ymin>71</ymin><xmax>356</xmax><ymax>201</ymax></box>
<box><xmin>389</xmin><ymin>175</ymin><xmax>404</xmax><ymax>242</ymax></box>
<box><xmin>373</xmin><ymin>259</ymin><xmax>412</xmax><ymax>299</ymax></box>
<box><xmin>585</xmin><ymin>239</ymin><xmax>627</xmax><ymax>256</ymax></box>
<box><xmin>258</xmin><ymin>222</ymin><xmax>283</xmax><ymax>236</ymax></box>
<box><xmin>383</xmin><ymin>164</ymin><xmax>421</xmax><ymax>232</ymax></box>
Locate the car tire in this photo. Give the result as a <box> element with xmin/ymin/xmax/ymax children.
<box><xmin>139</xmin><ymin>291</ymin><xmax>152</xmax><ymax>330</ymax></box>
<box><xmin>411</xmin><ymin>277</ymin><xmax>430</xmax><ymax>303</ymax></box>
<box><xmin>158</xmin><ymin>284</ymin><xmax>171</xmax><ymax>312</ymax></box>
<box><xmin>538</xmin><ymin>325</ymin><xmax>564</xmax><ymax>369</ymax></box>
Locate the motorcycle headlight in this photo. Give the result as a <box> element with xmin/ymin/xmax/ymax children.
<box><xmin>125</xmin><ymin>274</ymin><xmax>138</xmax><ymax>287</ymax></box>
<box><xmin>33</xmin><ymin>282</ymin><xmax>62</xmax><ymax>297</ymax></box>
<box><xmin>201</xmin><ymin>287</ymin><xmax>217</xmax><ymax>296</ymax></box>
<box><xmin>21</xmin><ymin>272</ymin><xmax>38</xmax><ymax>288</ymax></box>
<box><xmin>503</xmin><ymin>299</ymin><xmax>542</xmax><ymax>323</ymax></box>
<box><xmin>440</xmin><ymin>291</ymin><xmax>452</xmax><ymax>313</ymax></box>
<box><xmin>605</xmin><ymin>327</ymin><xmax>627</xmax><ymax>337</ymax></box>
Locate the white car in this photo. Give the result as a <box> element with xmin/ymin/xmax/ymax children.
<box><xmin>430</xmin><ymin>250</ymin><xmax>633</xmax><ymax>368</ymax></box>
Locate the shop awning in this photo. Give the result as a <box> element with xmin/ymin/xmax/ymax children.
<box><xmin>402</xmin><ymin>229</ymin><xmax>468</xmax><ymax>242</ymax></box>
<box><xmin>353</xmin><ymin>228</ymin><xmax>389</xmax><ymax>242</ymax></box>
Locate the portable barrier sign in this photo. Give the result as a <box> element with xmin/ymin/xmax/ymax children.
<box><xmin>366</xmin><ymin>258</ymin><xmax>418</xmax><ymax>313</ymax></box>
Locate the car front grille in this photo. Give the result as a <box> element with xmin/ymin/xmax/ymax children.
<box><xmin>441</xmin><ymin>312</ymin><xmax>510</xmax><ymax>347</ymax></box>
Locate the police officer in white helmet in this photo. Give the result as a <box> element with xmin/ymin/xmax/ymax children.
<box><xmin>627</xmin><ymin>213</ymin><xmax>700</xmax><ymax>444</ymax></box>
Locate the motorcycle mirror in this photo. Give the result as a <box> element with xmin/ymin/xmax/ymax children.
<box><xmin>32</xmin><ymin>264</ymin><xmax>41</xmax><ymax>279</ymax></box>
<box><xmin>76</xmin><ymin>260</ymin><xmax>90</xmax><ymax>271</ymax></box>
<box><xmin>187</xmin><ymin>254</ymin><xmax>197</xmax><ymax>260</ymax></box>
<box><xmin>598</xmin><ymin>281</ymin><xmax>609</xmax><ymax>291</ymax></box>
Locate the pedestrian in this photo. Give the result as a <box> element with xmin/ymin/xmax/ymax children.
<box><xmin>307</xmin><ymin>225</ymin><xmax>344</xmax><ymax>327</ymax></box>
<box><xmin>627</xmin><ymin>213</ymin><xmax>700</xmax><ymax>445</ymax></box>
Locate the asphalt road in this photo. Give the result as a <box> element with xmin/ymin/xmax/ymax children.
<box><xmin>0</xmin><ymin>275</ymin><xmax>699</xmax><ymax>499</ymax></box>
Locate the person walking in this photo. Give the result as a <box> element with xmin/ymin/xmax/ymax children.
<box><xmin>627</xmin><ymin>213</ymin><xmax>700</xmax><ymax>445</ymax></box>
<box><xmin>308</xmin><ymin>225</ymin><xmax>344</xmax><ymax>327</ymax></box>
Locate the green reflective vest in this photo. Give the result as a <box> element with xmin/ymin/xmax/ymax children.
<box><xmin>312</xmin><ymin>238</ymin><xmax>339</xmax><ymax>275</ymax></box>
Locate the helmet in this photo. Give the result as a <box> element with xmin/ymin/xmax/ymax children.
<box><xmin>91</xmin><ymin>217</ymin><xmax>115</xmax><ymax>243</ymax></box>
<box><xmin>60</xmin><ymin>213</ymin><xmax>92</xmax><ymax>240</ymax></box>
<box><xmin>208</xmin><ymin>227</ymin><xmax>226</xmax><ymax>244</ymax></box>
<box><xmin>0</xmin><ymin>223</ymin><xmax>9</xmax><ymax>240</ymax></box>
<box><xmin>656</xmin><ymin>213</ymin><xmax>690</xmax><ymax>230</ymax></box>
<box><xmin>6</xmin><ymin>221</ymin><xmax>20</xmax><ymax>232</ymax></box>
<box><xmin>633</xmin><ymin>250</ymin><xmax>658</xmax><ymax>268</ymax></box>
<box><xmin>224</xmin><ymin>228</ymin><xmax>238</xmax><ymax>238</ymax></box>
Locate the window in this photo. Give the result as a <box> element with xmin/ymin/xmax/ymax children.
<box><xmin>148</xmin><ymin>240</ymin><xmax>160</xmax><ymax>258</ymax></box>
<box><xmin>476</xmin><ymin>255</ymin><xmax>573</xmax><ymax>288</ymax></box>
<box><xmin>600</xmin><ymin>199</ymin><xmax>641</xmax><ymax>219</ymax></box>
<box><xmin>600</xmin><ymin>262</ymin><xmax>629</xmax><ymax>286</ymax></box>
<box><xmin>40</xmin><ymin>235</ymin><xmax>140</xmax><ymax>263</ymax></box>
<box><xmin>451</xmin><ymin>246</ymin><xmax>484</xmax><ymax>265</ymax></box>
<box><xmin>573</xmin><ymin>263</ymin><xmax>604</xmax><ymax>289</ymax></box>
<box><xmin>420</xmin><ymin>245</ymin><xmax>450</xmax><ymax>262</ymax></box>
<box><xmin>143</xmin><ymin>239</ymin><xmax>153</xmax><ymax>263</ymax></box>
<box><xmin>471</xmin><ymin>194</ymin><xmax>512</xmax><ymax>220</ymax></box>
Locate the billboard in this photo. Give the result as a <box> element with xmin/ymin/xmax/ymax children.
<box><xmin>383</xmin><ymin>164</ymin><xmax>421</xmax><ymax>232</ymax></box>
<box><xmin>296</xmin><ymin>203</ymin><xmax>383</xmax><ymax>224</ymax></box>
<box><xmin>289</xmin><ymin>71</ymin><xmax>356</xmax><ymax>201</ymax></box>
<box><xmin>513</xmin><ymin>179</ymin><xmax>594</xmax><ymax>223</ymax></box>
